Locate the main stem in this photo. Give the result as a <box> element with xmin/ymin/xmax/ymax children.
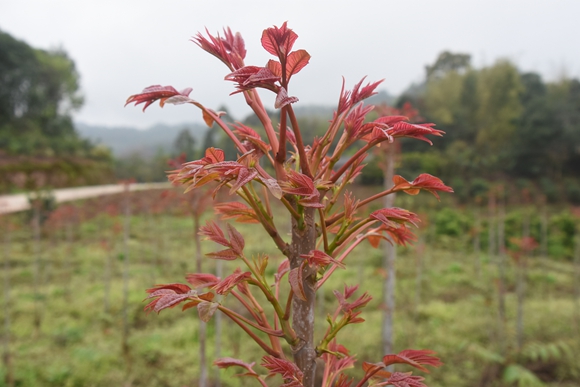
<box><xmin>290</xmin><ymin>206</ymin><xmax>317</xmax><ymax>387</ymax></box>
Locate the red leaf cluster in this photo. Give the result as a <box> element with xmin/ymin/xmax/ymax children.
<box><xmin>212</xmin><ymin>268</ymin><xmax>252</xmax><ymax>295</ymax></box>
<box><xmin>193</xmin><ymin>27</ymin><xmax>247</xmax><ymax>70</ymax></box>
<box><xmin>144</xmin><ymin>283</ymin><xmax>196</xmax><ymax>314</ymax></box>
<box><xmin>214</xmin><ymin>201</ymin><xmax>260</xmax><ymax>224</ymax></box>
<box><xmin>392</xmin><ymin>174</ymin><xmax>453</xmax><ymax>200</ymax></box>
<box><xmin>337</xmin><ymin>77</ymin><xmax>384</xmax><ymax>115</ymax></box>
<box><xmin>225</xmin><ymin>66</ymin><xmax>280</xmax><ymax>94</ymax></box>
<box><xmin>261</xmin><ymin>22</ymin><xmax>298</xmax><ymax>59</ymax></box>
<box><xmin>333</xmin><ymin>284</ymin><xmax>372</xmax><ymax>322</ymax></box>
<box><xmin>261</xmin><ymin>355</ymin><xmax>304</xmax><ymax>387</ymax></box>
<box><xmin>199</xmin><ymin>221</ymin><xmax>245</xmax><ymax>260</ymax></box>
<box><xmin>300</xmin><ymin>250</ymin><xmax>345</xmax><ymax>269</ymax></box>
<box><xmin>385</xmin><ymin>372</ymin><xmax>428</xmax><ymax>387</ymax></box>
<box><xmin>169</xmin><ymin>147</ymin><xmax>262</xmax><ymax>196</ymax></box>
<box><xmin>383</xmin><ymin>349</ymin><xmax>443</xmax><ymax>373</ymax></box>
<box><xmin>185</xmin><ymin>273</ymin><xmax>220</xmax><ymax>289</ymax></box>
<box><xmin>233</xmin><ymin>123</ymin><xmax>271</xmax><ymax>155</ymax></box>
<box><xmin>125</xmin><ymin>85</ymin><xmax>194</xmax><ymax>112</ymax></box>
<box><xmin>280</xmin><ymin>170</ymin><xmax>323</xmax><ymax>208</ymax></box>
<box><xmin>213</xmin><ymin>357</ymin><xmax>258</xmax><ymax>377</ymax></box>
<box><xmin>371</xmin><ymin>207</ymin><xmax>421</xmax><ymax>228</ymax></box>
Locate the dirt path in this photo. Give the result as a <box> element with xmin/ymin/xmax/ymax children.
<box><xmin>0</xmin><ymin>182</ymin><xmax>171</xmax><ymax>214</ymax></box>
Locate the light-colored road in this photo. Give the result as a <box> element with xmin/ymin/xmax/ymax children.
<box><xmin>0</xmin><ymin>182</ymin><xmax>171</xmax><ymax>214</ymax></box>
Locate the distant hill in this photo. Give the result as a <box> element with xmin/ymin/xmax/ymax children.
<box><xmin>75</xmin><ymin>122</ymin><xmax>208</xmax><ymax>157</ymax></box>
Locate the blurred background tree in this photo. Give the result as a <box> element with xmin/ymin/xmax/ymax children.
<box><xmin>0</xmin><ymin>30</ymin><xmax>112</xmax><ymax>192</ymax></box>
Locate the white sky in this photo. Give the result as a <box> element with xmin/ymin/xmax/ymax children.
<box><xmin>1</xmin><ymin>1</ymin><xmax>579</xmax><ymax>129</ymax></box>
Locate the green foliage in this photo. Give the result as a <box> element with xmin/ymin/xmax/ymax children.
<box><xmin>434</xmin><ymin>207</ymin><xmax>472</xmax><ymax>237</ymax></box>
<box><xmin>398</xmin><ymin>51</ymin><xmax>580</xmax><ymax>199</ymax></box>
<box><xmin>0</xmin><ymin>30</ymin><xmax>114</xmax><ymax>191</ymax></box>
<box><xmin>564</xmin><ymin>178</ymin><xmax>580</xmax><ymax>204</ymax></box>
<box><xmin>0</xmin><ymin>30</ymin><xmax>88</xmax><ymax>157</ymax></box>
<box><xmin>2</xmin><ymin>199</ymin><xmax>579</xmax><ymax>387</ymax></box>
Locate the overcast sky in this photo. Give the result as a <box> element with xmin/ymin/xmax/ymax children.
<box><xmin>1</xmin><ymin>1</ymin><xmax>579</xmax><ymax>129</ymax></box>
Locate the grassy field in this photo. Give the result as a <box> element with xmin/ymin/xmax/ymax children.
<box><xmin>0</xmin><ymin>191</ymin><xmax>579</xmax><ymax>387</ymax></box>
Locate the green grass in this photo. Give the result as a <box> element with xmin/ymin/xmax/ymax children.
<box><xmin>0</xmin><ymin>202</ymin><xmax>579</xmax><ymax>387</ymax></box>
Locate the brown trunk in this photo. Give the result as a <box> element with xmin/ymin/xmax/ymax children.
<box><xmin>574</xmin><ymin>232</ymin><xmax>580</xmax><ymax>335</ymax></box>
<box><xmin>214</xmin><ymin>258</ymin><xmax>223</xmax><ymax>387</ymax></box>
<box><xmin>3</xmin><ymin>219</ymin><xmax>14</xmax><ymax>387</ymax></box>
<box><xmin>121</xmin><ymin>185</ymin><xmax>132</xmax><ymax>372</ymax></box>
<box><xmin>382</xmin><ymin>144</ymin><xmax>397</xmax><ymax>360</ymax></box>
<box><xmin>32</xmin><ymin>201</ymin><xmax>42</xmax><ymax>332</ymax></box>
<box><xmin>496</xmin><ymin>190</ymin><xmax>507</xmax><ymax>354</ymax></box>
<box><xmin>290</xmin><ymin>206</ymin><xmax>317</xmax><ymax>387</ymax></box>
<box><xmin>516</xmin><ymin>214</ymin><xmax>530</xmax><ymax>350</ymax></box>
<box><xmin>193</xmin><ymin>212</ymin><xmax>208</xmax><ymax>387</ymax></box>
<box><xmin>473</xmin><ymin>206</ymin><xmax>481</xmax><ymax>279</ymax></box>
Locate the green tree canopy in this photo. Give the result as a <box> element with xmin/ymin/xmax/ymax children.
<box><xmin>0</xmin><ymin>30</ymin><xmax>112</xmax><ymax>191</ymax></box>
<box><xmin>0</xmin><ymin>30</ymin><xmax>90</xmax><ymax>156</ymax></box>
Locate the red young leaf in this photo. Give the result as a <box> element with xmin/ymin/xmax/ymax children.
<box><xmin>334</xmin><ymin>374</ymin><xmax>353</xmax><ymax>387</ymax></box>
<box><xmin>370</xmin><ymin>208</ymin><xmax>421</xmax><ymax>228</ymax></box>
<box><xmin>383</xmin><ymin>349</ymin><xmax>442</xmax><ymax>373</ymax></box>
<box><xmin>343</xmin><ymin>284</ymin><xmax>359</xmax><ymax>299</ymax></box>
<box><xmin>261</xmin><ymin>22</ymin><xmax>298</xmax><ymax>59</ymax></box>
<box><xmin>192</xmin><ymin>27</ymin><xmax>246</xmax><ymax>70</ymax></box>
<box><xmin>333</xmin><ymin>287</ymin><xmax>372</xmax><ymax>313</ymax></box>
<box><xmin>289</xmin><ymin>267</ymin><xmax>307</xmax><ymax>301</ymax></box>
<box><xmin>146</xmin><ymin>283</ymin><xmax>192</xmax><ymax>295</ymax></box>
<box><xmin>186</xmin><ymin>273</ymin><xmax>220</xmax><ymax>288</ymax></box>
<box><xmin>125</xmin><ymin>85</ymin><xmax>194</xmax><ymax>112</ymax></box>
<box><xmin>350</xmin><ymin>77</ymin><xmax>384</xmax><ymax>108</ymax></box>
<box><xmin>392</xmin><ymin>174</ymin><xmax>453</xmax><ymax>200</ymax></box>
<box><xmin>275</xmin><ymin>259</ymin><xmax>291</xmax><ymax>283</ymax></box>
<box><xmin>321</xmin><ymin>340</ymin><xmax>356</xmax><ymax>385</ymax></box>
<box><xmin>409</xmin><ymin>174</ymin><xmax>454</xmax><ymax>200</ymax></box>
<box><xmin>267</xmin><ymin>59</ymin><xmax>282</xmax><ymax>77</ymax></box>
<box><xmin>214</xmin><ymin>202</ymin><xmax>260</xmax><ymax>224</ymax></box>
<box><xmin>344</xmin><ymin>103</ymin><xmax>375</xmax><ymax>139</ymax></box>
<box><xmin>182</xmin><ymin>299</ymin><xmax>202</xmax><ymax>312</ymax></box>
<box><xmin>259</xmin><ymin>176</ymin><xmax>283</xmax><ymax>199</ymax></box>
<box><xmin>226</xmin><ymin>223</ymin><xmax>245</xmax><ymax>256</ymax></box>
<box><xmin>372</xmin><ymin>223</ymin><xmax>417</xmax><ymax>247</ymax></box>
<box><xmin>214</xmin><ymin>357</ymin><xmax>258</xmax><ymax>376</ymax></box>
<box><xmin>212</xmin><ymin>268</ymin><xmax>252</xmax><ymax>295</ymax></box>
<box><xmin>229</xmin><ymin>167</ymin><xmax>258</xmax><ymax>194</ymax></box>
<box><xmin>206</xmin><ymin>249</ymin><xmax>239</xmax><ymax>261</ymax></box>
<box><xmin>225</xmin><ymin>66</ymin><xmax>280</xmax><ymax>93</ymax></box>
<box><xmin>143</xmin><ymin>283</ymin><xmax>196</xmax><ymax>314</ymax></box>
<box><xmin>297</xmin><ymin>194</ymin><xmax>325</xmax><ymax>208</ymax></box>
<box><xmin>367</xmin><ymin>233</ymin><xmax>382</xmax><ymax>248</ymax></box>
<box><xmin>281</xmin><ymin>170</ymin><xmax>318</xmax><ymax>197</ymax></box>
<box><xmin>202</xmin><ymin>108</ymin><xmax>226</xmax><ymax>128</ymax></box>
<box><xmin>197</xmin><ymin>301</ymin><xmax>219</xmax><ymax>322</ymax></box>
<box><xmin>388</xmin><ymin>121</ymin><xmax>445</xmax><ymax>145</ymax></box>
<box><xmin>285</xmin><ymin>49</ymin><xmax>310</xmax><ymax>79</ymax></box>
<box><xmin>343</xmin><ymin>191</ymin><xmax>360</xmax><ymax>222</ymax></box>
<box><xmin>362</xmin><ymin>361</ymin><xmax>392</xmax><ymax>380</ymax></box>
<box><xmin>392</xmin><ymin>175</ymin><xmax>418</xmax><ymax>195</ymax></box>
<box><xmin>375</xmin><ymin>115</ymin><xmax>408</xmax><ymax>126</ymax></box>
<box><xmin>261</xmin><ymin>355</ymin><xmax>303</xmax><ymax>382</ymax></box>
<box><xmin>199</xmin><ymin>221</ymin><xmax>230</xmax><ymax>247</ymax></box>
<box><xmin>275</xmin><ymin>87</ymin><xmax>299</xmax><ymax>109</ymax></box>
<box><xmin>205</xmin><ymin>147</ymin><xmax>226</xmax><ymax>163</ymax></box>
<box><xmin>300</xmin><ymin>250</ymin><xmax>345</xmax><ymax>269</ymax></box>
<box><xmin>386</xmin><ymin>372</ymin><xmax>427</xmax><ymax>387</ymax></box>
